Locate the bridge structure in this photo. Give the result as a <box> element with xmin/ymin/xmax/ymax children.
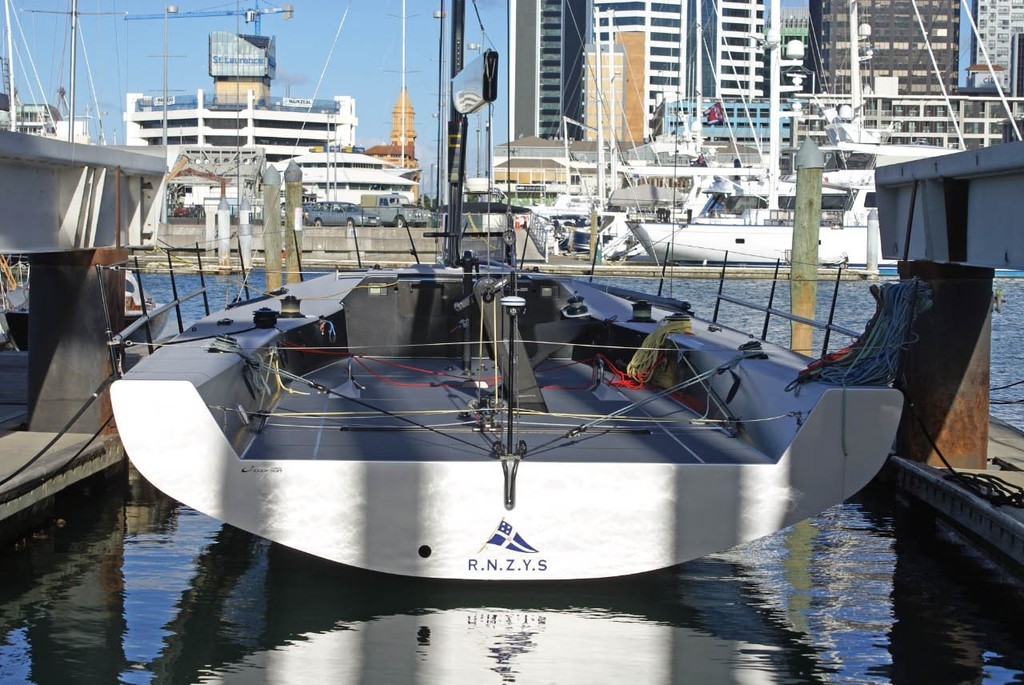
<box><xmin>875</xmin><ymin>141</ymin><xmax>1024</xmax><ymax>470</ymax></box>
<box><xmin>0</xmin><ymin>131</ymin><xmax>166</xmax><ymax>433</ymax></box>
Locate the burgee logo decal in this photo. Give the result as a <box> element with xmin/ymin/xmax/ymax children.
<box><xmin>481</xmin><ymin>519</ymin><xmax>539</xmax><ymax>554</ymax></box>
<box><xmin>468</xmin><ymin>519</ymin><xmax>548</xmax><ymax>573</ymax></box>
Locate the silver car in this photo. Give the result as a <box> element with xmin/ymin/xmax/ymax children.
<box><xmin>303</xmin><ymin>202</ymin><xmax>381</xmax><ymax>228</ymax></box>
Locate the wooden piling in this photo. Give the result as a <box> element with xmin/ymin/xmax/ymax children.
<box><xmin>791</xmin><ymin>138</ymin><xmax>823</xmax><ymax>355</ymax></box>
<box><xmin>262</xmin><ymin>166</ymin><xmax>283</xmax><ymax>292</ymax></box>
<box><xmin>283</xmin><ymin>162</ymin><xmax>303</xmax><ymax>285</ymax></box>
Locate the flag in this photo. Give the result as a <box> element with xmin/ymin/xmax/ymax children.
<box><xmin>485</xmin><ymin>520</ymin><xmax>539</xmax><ymax>553</ymax></box>
<box><xmin>704</xmin><ymin>102</ymin><xmax>725</xmax><ymax>125</ymax></box>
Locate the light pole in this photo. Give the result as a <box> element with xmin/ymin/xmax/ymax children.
<box><xmin>161</xmin><ymin>4</ymin><xmax>177</xmax><ymax>225</ymax></box>
<box><xmin>162</xmin><ymin>4</ymin><xmax>178</xmax><ymax>149</ymax></box>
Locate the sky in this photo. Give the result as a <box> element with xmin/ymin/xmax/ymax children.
<box><xmin>4</xmin><ymin>0</ymin><xmax>508</xmax><ymax>173</ymax></box>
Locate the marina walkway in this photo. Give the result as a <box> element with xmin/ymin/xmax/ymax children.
<box><xmin>0</xmin><ymin>352</ymin><xmax>123</xmax><ymax>543</ymax></box>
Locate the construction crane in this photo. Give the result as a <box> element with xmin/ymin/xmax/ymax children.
<box><xmin>125</xmin><ymin>3</ymin><xmax>295</xmax><ymax>36</ymax></box>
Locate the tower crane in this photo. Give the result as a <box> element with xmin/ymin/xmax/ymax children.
<box><xmin>125</xmin><ymin>3</ymin><xmax>295</xmax><ymax>36</ymax></box>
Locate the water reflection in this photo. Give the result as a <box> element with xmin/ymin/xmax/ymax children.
<box><xmin>145</xmin><ymin>529</ymin><xmax>825</xmax><ymax>684</ymax></box>
<box><xmin>3</xmin><ymin>470</ymin><xmax>1024</xmax><ymax>684</ymax></box>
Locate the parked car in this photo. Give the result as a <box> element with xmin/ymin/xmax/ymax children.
<box><xmin>303</xmin><ymin>202</ymin><xmax>381</xmax><ymax>228</ymax></box>
<box><xmin>359</xmin><ymin>194</ymin><xmax>432</xmax><ymax>228</ymax></box>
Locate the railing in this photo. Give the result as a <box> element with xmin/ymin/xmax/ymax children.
<box><xmin>134</xmin><ymin>94</ymin><xmax>343</xmax><ymax>116</ymax></box>
<box><xmin>97</xmin><ymin>245</ymin><xmax>212</xmax><ymax>377</ymax></box>
<box><xmin>710</xmin><ymin>255</ymin><xmax>861</xmax><ymax>359</ymax></box>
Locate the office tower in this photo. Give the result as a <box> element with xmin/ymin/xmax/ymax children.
<box><xmin>810</xmin><ymin>0</ymin><xmax>960</xmax><ymax>96</ymax></box>
<box><xmin>510</xmin><ymin>0</ymin><xmax>591</xmax><ymax>140</ymax></box>
<box><xmin>970</xmin><ymin>0</ymin><xmax>1024</xmax><ymax>90</ymax></box>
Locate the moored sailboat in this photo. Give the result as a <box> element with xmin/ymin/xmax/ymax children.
<box><xmin>110</xmin><ymin>2</ymin><xmax>923</xmax><ymax>581</ymax></box>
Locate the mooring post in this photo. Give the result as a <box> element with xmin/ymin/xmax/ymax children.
<box><xmin>216</xmin><ymin>196</ymin><xmax>231</xmax><ymax>268</ymax></box>
<box><xmin>262</xmin><ymin>166</ymin><xmax>282</xmax><ymax>292</ymax></box>
<box><xmin>791</xmin><ymin>138</ymin><xmax>823</xmax><ymax>355</ymax></box>
<box><xmin>283</xmin><ymin>161</ymin><xmax>303</xmax><ymax>285</ymax></box>
<box><xmin>896</xmin><ymin>261</ymin><xmax>993</xmax><ymax>469</ymax></box>
<box><xmin>238</xmin><ymin>197</ymin><xmax>253</xmax><ymax>271</ymax></box>
<box><xmin>866</xmin><ymin>208</ymin><xmax>880</xmax><ymax>275</ymax></box>
<box><xmin>27</xmin><ymin>247</ymin><xmax>126</xmax><ymax>434</ymax></box>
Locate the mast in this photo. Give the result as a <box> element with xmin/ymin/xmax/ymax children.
<box><xmin>68</xmin><ymin>0</ymin><xmax>77</xmax><ymax>142</ymax></box>
<box><xmin>767</xmin><ymin>0</ymin><xmax>780</xmax><ymax>209</ymax></box>
<box><xmin>443</xmin><ymin>0</ymin><xmax>468</xmax><ymax>265</ymax></box>
<box><xmin>850</xmin><ymin>0</ymin><xmax>861</xmax><ymax>116</ymax></box>
<box><xmin>594</xmin><ymin>10</ymin><xmax>604</xmax><ymax>205</ymax></box>
<box><xmin>4</xmin><ymin>0</ymin><xmax>15</xmax><ymax>132</ymax></box>
<box><xmin>608</xmin><ymin>10</ymin><xmax>617</xmax><ymax>203</ymax></box>
<box><xmin>693</xmin><ymin>0</ymin><xmax>703</xmax><ymax>148</ymax></box>
<box><xmin>401</xmin><ymin>0</ymin><xmax>406</xmax><ymax>169</ymax></box>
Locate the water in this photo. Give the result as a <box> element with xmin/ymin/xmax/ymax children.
<box><xmin>3</xmin><ymin>270</ymin><xmax>1024</xmax><ymax>684</ymax></box>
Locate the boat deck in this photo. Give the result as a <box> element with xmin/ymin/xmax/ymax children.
<box><xmin>241</xmin><ymin>356</ymin><xmax>781</xmax><ymax>466</ymax></box>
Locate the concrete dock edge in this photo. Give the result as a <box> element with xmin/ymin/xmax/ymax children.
<box><xmin>890</xmin><ymin>455</ymin><xmax>1024</xmax><ymax>568</ymax></box>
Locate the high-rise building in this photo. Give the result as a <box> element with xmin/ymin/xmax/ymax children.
<box><xmin>509</xmin><ymin>0</ymin><xmax>591</xmax><ymax>141</ymax></box>
<box><xmin>593</xmin><ymin>0</ymin><xmax>763</xmax><ymax>139</ymax></box>
<box><xmin>511</xmin><ymin>0</ymin><xmax>765</xmax><ymax>142</ymax></box>
<box><xmin>810</xmin><ymin>0</ymin><xmax>960</xmax><ymax>97</ymax></box>
<box><xmin>1012</xmin><ymin>33</ymin><xmax>1024</xmax><ymax>96</ymax></box>
<box><xmin>970</xmin><ymin>0</ymin><xmax>1024</xmax><ymax>90</ymax></box>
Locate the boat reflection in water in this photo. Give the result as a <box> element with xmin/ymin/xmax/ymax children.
<box><xmin>2</xmin><ymin>470</ymin><xmax>1024</xmax><ymax>682</ymax></box>
<box><xmin>139</xmin><ymin>523</ymin><xmax>824</xmax><ymax>684</ymax></box>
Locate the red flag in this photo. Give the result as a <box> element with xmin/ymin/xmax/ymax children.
<box><xmin>704</xmin><ymin>102</ymin><xmax>725</xmax><ymax>125</ymax></box>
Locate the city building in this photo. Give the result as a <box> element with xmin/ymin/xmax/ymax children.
<box><xmin>810</xmin><ymin>0</ymin><xmax>960</xmax><ymax>97</ymax></box>
<box><xmin>364</xmin><ymin>88</ymin><xmax>421</xmax><ymax>198</ymax></box>
<box><xmin>969</xmin><ymin>0</ymin><xmax>1024</xmax><ymax>90</ymax></box>
<box><xmin>124</xmin><ymin>31</ymin><xmax>358</xmax><ymax>163</ymax></box>
<box><xmin>798</xmin><ymin>92</ymin><xmax>1024</xmax><ymax>150</ymax></box>
<box><xmin>509</xmin><ymin>0</ymin><xmax>591</xmax><ymax>141</ymax></box>
<box><xmin>1012</xmin><ymin>33</ymin><xmax>1024</xmax><ymax>96</ymax></box>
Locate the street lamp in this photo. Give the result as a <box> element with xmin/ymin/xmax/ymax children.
<box><xmin>162</xmin><ymin>4</ymin><xmax>178</xmax><ymax>149</ymax></box>
<box><xmin>161</xmin><ymin>4</ymin><xmax>177</xmax><ymax>225</ymax></box>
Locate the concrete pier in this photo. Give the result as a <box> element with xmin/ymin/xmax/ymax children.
<box><xmin>0</xmin><ymin>352</ymin><xmax>125</xmax><ymax>545</ymax></box>
<box><xmin>889</xmin><ymin>439</ymin><xmax>1024</xmax><ymax>569</ymax></box>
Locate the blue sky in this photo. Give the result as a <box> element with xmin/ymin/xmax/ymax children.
<box><xmin>5</xmin><ymin>0</ymin><xmax>508</xmax><ymax>168</ymax></box>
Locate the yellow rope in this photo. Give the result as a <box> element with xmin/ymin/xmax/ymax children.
<box><xmin>626</xmin><ymin>320</ymin><xmax>692</xmax><ymax>383</ymax></box>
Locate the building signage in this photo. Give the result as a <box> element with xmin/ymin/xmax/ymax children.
<box><xmin>208</xmin><ymin>31</ymin><xmax>276</xmax><ymax>80</ymax></box>
<box><xmin>282</xmin><ymin>97</ymin><xmax>314</xmax><ymax>108</ymax></box>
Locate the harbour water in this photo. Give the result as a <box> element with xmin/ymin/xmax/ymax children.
<box><xmin>2</xmin><ymin>269</ymin><xmax>1024</xmax><ymax>683</ymax></box>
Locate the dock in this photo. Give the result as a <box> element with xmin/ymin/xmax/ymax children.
<box><xmin>888</xmin><ymin>419</ymin><xmax>1024</xmax><ymax>568</ymax></box>
<box><xmin>0</xmin><ymin>352</ymin><xmax>125</xmax><ymax>545</ymax></box>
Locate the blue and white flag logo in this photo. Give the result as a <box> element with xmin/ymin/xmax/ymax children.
<box><xmin>482</xmin><ymin>520</ymin><xmax>539</xmax><ymax>554</ymax></box>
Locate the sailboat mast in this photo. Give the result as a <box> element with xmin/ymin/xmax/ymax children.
<box><xmin>443</xmin><ymin>0</ymin><xmax>468</xmax><ymax>266</ymax></box>
<box><xmin>4</xmin><ymin>0</ymin><xmax>15</xmax><ymax>132</ymax></box>
<box><xmin>694</xmin><ymin>0</ymin><xmax>703</xmax><ymax>148</ymax></box>
<box><xmin>767</xmin><ymin>0</ymin><xmax>780</xmax><ymax>210</ymax></box>
<box><xmin>594</xmin><ymin>10</ymin><xmax>604</xmax><ymax>204</ymax></box>
<box><xmin>401</xmin><ymin>0</ymin><xmax>406</xmax><ymax>169</ymax></box>
<box><xmin>68</xmin><ymin>0</ymin><xmax>77</xmax><ymax>142</ymax></box>
<box><xmin>608</xmin><ymin>10</ymin><xmax>617</xmax><ymax>202</ymax></box>
<box><xmin>850</xmin><ymin>0</ymin><xmax>861</xmax><ymax>115</ymax></box>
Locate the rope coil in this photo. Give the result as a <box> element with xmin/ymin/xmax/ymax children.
<box><xmin>794</xmin><ymin>279</ymin><xmax>933</xmax><ymax>388</ymax></box>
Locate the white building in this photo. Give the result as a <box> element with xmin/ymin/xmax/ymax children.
<box><xmin>971</xmin><ymin>0</ymin><xmax>1024</xmax><ymax>90</ymax></box>
<box><xmin>125</xmin><ymin>88</ymin><xmax>358</xmax><ymax>163</ymax></box>
<box><xmin>124</xmin><ymin>32</ymin><xmax>358</xmax><ymax>163</ymax></box>
<box><xmin>590</xmin><ymin>0</ymin><xmax>765</xmax><ymax>137</ymax></box>
<box><xmin>276</xmin><ymin>150</ymin><xmax>418</xmax><ymax>205</ymax></box>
